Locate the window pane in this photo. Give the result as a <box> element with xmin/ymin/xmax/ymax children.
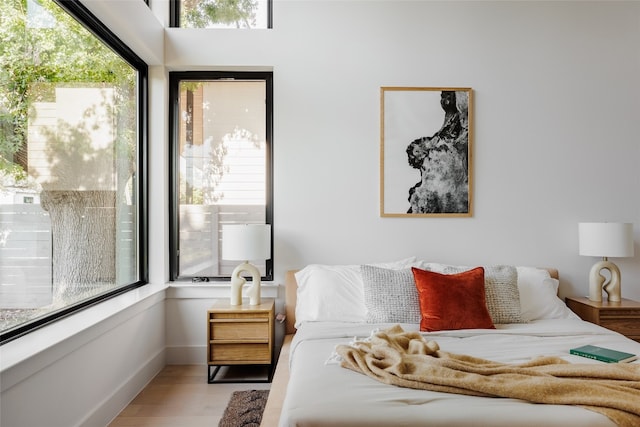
<box><xmin>0</xmin><ymin>0</ymin><xmax>140</xmax><ymax>336</ymax></box>
<box><xmin>176</xmin><ymin>78</ymin><xmax>270</xmax><ymax>278</ymax></box>
<box><xmin>178</xmin><ymin>0</ymin><xmax>270</xmax><ymax>29</ymax></box>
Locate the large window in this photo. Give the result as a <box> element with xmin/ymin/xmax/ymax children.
<box><xmin>170</xmin><ymin>0</ymin><xmax>272</xmax><ymax>28</ymax></box>
<box><xmin>169</xmin><ymin>72</ymin><xmax>273</xmax><ymax>281</ymax></box>
<box><xmin>0</xmin><ymin>0</ymin><xmax>147</xmax><ymax>343</ymax></box>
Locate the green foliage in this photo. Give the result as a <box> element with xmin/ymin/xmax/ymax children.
<box><xmin>182</xmin><ymin>0</ymin><xmax>258</xmax><ymax>28</ymax></box>
<box><xmin>0</xmin><ymin>0</ymin><xmax>135</xmax><ymax>181</ymax></box>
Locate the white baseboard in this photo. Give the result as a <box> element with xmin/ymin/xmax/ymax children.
<box><xmin>165</xmin><ymin>344</ymin><xmax>206</xmax><ymax>365</ymax></box>
<box><xmin>79</xmin><ymin>348</ymin><xmax>166</xmax><ymax>427</ymax></box>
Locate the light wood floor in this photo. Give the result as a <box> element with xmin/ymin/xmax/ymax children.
<box><xmin>108</xmin><ymin>365</ymin><xmax>271</xmax><ymax>427</ymax></box>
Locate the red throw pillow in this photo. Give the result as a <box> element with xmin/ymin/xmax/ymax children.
<box><xmin>411</xmin><ymin>266</ymin><xmax>495</xmax><ymax>332</ymax></box>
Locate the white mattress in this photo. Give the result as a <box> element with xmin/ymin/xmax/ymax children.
<box><xmin>279</xmin><ymin>319</ymin><xmax>640</xmax><ymax>427</ymax></box>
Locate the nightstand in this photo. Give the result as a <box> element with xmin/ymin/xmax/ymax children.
<box><xmin>565</xmin><ymin>296</ymin><xmax>640</xmax><ymax>342</ymax></box>
<box><xmin>207</xmin><ymin>298</ymin><xmax>275</xmax><ymax>383</ymax></box>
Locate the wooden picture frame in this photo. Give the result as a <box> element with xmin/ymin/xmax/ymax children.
<box><xmin>380</xmin><ymin>87</ymin><xmax>473</xmax><ymax>217</ymax></box>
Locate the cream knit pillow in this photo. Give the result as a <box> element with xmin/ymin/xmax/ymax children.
<box><xmin>361</xmin><ymin>265</ymin><xmax>421</xmax><ymax>324</ymax></box>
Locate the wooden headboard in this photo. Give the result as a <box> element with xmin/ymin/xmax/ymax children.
<box><xmin>284</xmin><ymin>270</ymin><xmax>298</xmax><ymax>335</ymax></box>
<box><xmin>283</xmin><ymin>268</ymin><xmax>559</xmax><ymax>336</ymax></box>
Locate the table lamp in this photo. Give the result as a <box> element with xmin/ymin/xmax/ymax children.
<box><xmin>222</xmin><ymin>224</ymin><xmax>271</xmax><ymax>306</ymax></box>
<box><xmin>579</xmin><ymin>222</ymin><xmax>634</xmax><ymax>302</ymax></box>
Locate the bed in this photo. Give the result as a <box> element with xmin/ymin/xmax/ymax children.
<box><xmin>261</xmin><ymin>260</ymin><xmax>640</xmax><ymax>427</ymax></box>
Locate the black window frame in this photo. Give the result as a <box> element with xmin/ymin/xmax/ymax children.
<box><xmin>168</xmin><ymin>71</ymin><xmax>274</xmax><ymax>282</ymax></box>
<box><xmin>169</xmin><ymin>0</ymin><xmax>273</xmax><ymax>28</ymax></box>
<box><xmin>0</xmin><ymin>0</ymin><xmax>149</xmax><ymax>345</ymax></box>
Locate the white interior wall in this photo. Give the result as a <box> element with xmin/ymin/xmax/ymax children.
<box><xmin>0</xmin><ymin>286</ymin><xmax>166</xmax><ymax>427</ymax></box>
<box><xmin>165</xmin><ymin>0</ymin><xmax>640</xmax><ymax>300</ymax></box>
<box><xmin>161</xmin><ymin>0</ymin><xmax>640</xmax><ymax>368</ymax></box>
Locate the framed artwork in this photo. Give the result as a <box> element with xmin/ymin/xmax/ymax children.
<box><xmin>380</xmin><ymin>87</ymin><xmax>473</xmax><ymax>217</ymax></box>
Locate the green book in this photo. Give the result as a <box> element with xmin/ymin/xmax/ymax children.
<box><xmin>570</xmin><ymin>345</ymin><xmax>637</xmax><ymax>363</ymax></box>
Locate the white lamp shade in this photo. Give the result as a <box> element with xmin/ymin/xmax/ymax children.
<box><xmin>579</xmin><ymin>222</ymin><xmax>634</xmax><ymax>258</ymax></box>
<box><xmin>222</xmin><ymin>224</ymin><xmax>271</xmax><ymax>261</ymax></box>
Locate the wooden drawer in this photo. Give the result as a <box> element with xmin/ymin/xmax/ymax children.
<box><xmin>565</xmin><ymin>296</ymin><xmax>640</xmax><ymax>343</ymax></box>
<box><xmin>210</xmin><ymin>320</ymin><xmax>269</xmax><ymax>341</ymax></box>
<box><xmin>599</xmin><ymin>318</ymin><xmax>640</xmax><ymax>338</ymax></box>
<box><xmin>209</xmin><ymin>343</ymin><xmax>271</xmax><ymax>364</ymax></box>
<box><xmin>599</xmin><ymin>309</ymin><xmax>640</xmax><ymax>319</ymax></box>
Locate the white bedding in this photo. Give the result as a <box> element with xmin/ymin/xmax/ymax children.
<box><xmin>279</xmin><ymin>319</ymin><xmax>640</xmax><ymax>427</ymax></box>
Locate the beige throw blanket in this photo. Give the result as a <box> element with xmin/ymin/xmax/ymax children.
<box><xmin>336</xmin><ymin>325</ymin><xmax>640</xmax><ymax>427</ymax></box>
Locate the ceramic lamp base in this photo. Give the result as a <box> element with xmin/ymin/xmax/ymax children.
<box><xmin>230</xmin><ymin>261</ymin><xmax>262</xmax><ymax>306</ymax></box>
<box><xmin>588</xmin><ymin>259</ymin><xmax>622</xmax><ymax>303</ymax></box>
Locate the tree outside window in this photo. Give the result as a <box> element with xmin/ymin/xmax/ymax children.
<box><xmin>0</xmin><ymin>0</ymin><xmax>143</xmax><ymax>340</ymax></box>
<box><xmin>176</xmin><ymin>0</ymin><xmax>270</xmax><ymax>29</ymax></box>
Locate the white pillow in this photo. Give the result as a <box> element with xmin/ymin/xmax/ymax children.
<box><xmin>516</xmin><ymin>266</ymin><xmax>579</xmax><ymax>321</ymax></box>
<box><xmin>294</xmin><ymin>257</ymin><xmax>418</xmax><ymax>327</ymax></box>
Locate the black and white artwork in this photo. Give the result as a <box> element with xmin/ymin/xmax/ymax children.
<box><xmin>380</xmin><ymin>87</ymin><xmax>472</xmax><ymax>217</ymax></box>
